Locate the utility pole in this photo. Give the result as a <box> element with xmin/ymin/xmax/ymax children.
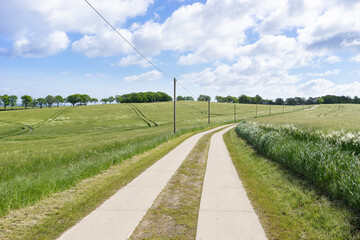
<box><xmin>174</xmin><ymin>78</ymin><xmax>176</xmax><ymax>133</ymax></box>
<box><xmin>234</xmin><ymin>103</ymin><xmax>236</xmax><ymax>122</ymax></box>
<box><xmin>208</xmin><ymin>99</ymin><xmax>210</xmax><ymax>124</ymax></box>
<box><xmin>255</xmin><ymin>103</ymin><xmax>258</xmax><ymax>118</ymax></box>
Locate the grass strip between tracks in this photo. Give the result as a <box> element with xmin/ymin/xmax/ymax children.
<box><xmin>130</xmin><ymin>127</ymin><xmax>224</xmax><ymax>239</ymax></box>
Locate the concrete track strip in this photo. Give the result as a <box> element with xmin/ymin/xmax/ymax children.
<box><xmin>196</xmin><ymin>126</ymin><xmax>267</xmax><ymax>240</ymax></box>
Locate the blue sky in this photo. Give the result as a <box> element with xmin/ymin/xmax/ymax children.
<box><xmin>1</xmin><ymin>0</ymin><xmax>360</xmax><ymax>100</ymax></box>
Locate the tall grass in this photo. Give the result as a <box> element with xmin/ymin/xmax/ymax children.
<box><xmin>236</xmin><ymin>122</ymin><xmax>360</xmax><ymax>210</ymax></box>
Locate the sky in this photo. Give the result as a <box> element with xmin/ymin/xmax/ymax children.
<box><xmin>1</xmin><ymin>0</ymin><xmax>360</xmax><ymax>100</ymax></box>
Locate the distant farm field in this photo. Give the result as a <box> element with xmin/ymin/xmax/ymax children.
<box><xmin>0</xmin><ymin>102</ymin><xmax>295</xmax><ymax>217</ymax></box>
<box><xmin>252</xmin><ymin>104</ymin><xmax>360</xmax><ymax>131</ymax></box>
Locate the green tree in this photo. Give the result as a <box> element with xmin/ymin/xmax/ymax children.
<box><xmin>92</xmin><ymin>98</ymin><xmax>98</xmax><ymax>104</ymax></box>
<box><xmin>316</xmin><ymin>97</ymin><xmax>324</xmax><ymax>104</ymax></box>
<box><xmin>80</xmin><ymin>94</ymin><xmax>91</xmax><ymax>105</ymax></box>
<box><xmin>54</xmin><ymin>95</ymin><xmax>64</xmax><ymax>107</ymax></box>
<box><xmin>177</xmin><ymin>96</ymin><xmax>185</xmax><ymax>101</ymax></box>
<box><xmin>255</xmin><ymin>95</ymin><xmax>263</xmax><ymax>104</ymax></box>
<box><xmin>9</xmin><ymin>95</ymin><xmax>18</xmax><ymax>109</ymax></box>
<box><xmin>238</xmin><ymin>94</ymin><xmax>250</xmax><ymax>103</ymax></box>
<box><xmin>37</xmin><ymin>98</ymin><xmax>47</xmax><ymax>108</ymax></box>
<box><xmin>215</xmin><ymin>96</ymin><xmax>224</xmax><ymax>102</ymax></box>
<box><xmin>101</xmin><ymin>98</ymin><xmax>109</xmax><ymax>104</ymax></box>
<box><xmin>21</xmin><ymin>95</ymin><xmax>32</xmax><ymax>109</ymax></box>
<box><xmin>32</xmin><ymin>98</ymin><xmax>38</xmax><ymax>108</ymax></box>
<box><xmin>197</xmin><ymin>94</ymin><xmax>211</xmax><ymax>101</ymax></box>
<box><xmin>226</xmin><ymin>95</ymin><xmax>237</xmax><ymax>103</ymax></box>
<box><xmin>66</xmin><ymin>94</ymin><xmax>82</xmax><ymax>106</ymax></box>
<box><xmin>108</xmin><ymin>96</ymin><xmax>115</xmax><ymax>104</ymax></box>
<box><xmin>115</xmin><ymin>95</ymin><xmax>122</xmax><ymax>103</ymax></box>
<box><xmin>45</xmin><ymin>95</ymin><xmax>55</xmax><ymax>107</ymax></box>
<box><xmin>1</xmin><ymin>94</ymin><xmax>10</xmax><ymax>110</ymax></box>
<box><xmin>274</xmin><ymin>98</ymin><xmax>284</xmax><ymax>105</ymax></box>
<box><xmin>285</xmin><ymin>97</ymin><xmax>296</xmax><ymax>105</ymax></box>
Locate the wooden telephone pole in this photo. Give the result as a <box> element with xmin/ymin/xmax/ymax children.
<box><xmin>174</xmin><ymin>78</ymin><xmax>176</xmax><ymax>133</ymax></box>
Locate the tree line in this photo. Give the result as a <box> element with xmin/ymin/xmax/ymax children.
<box><xmin>1</xmin><ymin>92</ymin><xmax>359</xmax><ymax>110</ymax></box>
<box><xmin>214</xmin><ymin>94</ymin><xmax>360</xmax><ymax>105</ymax></box>
<box><xmin>0</xmin><ymin>91</ymin><xmax>173</xmax><ymax>110</ymax></box>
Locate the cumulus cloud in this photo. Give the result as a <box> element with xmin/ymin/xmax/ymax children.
<box><xmin>11</xmin><ymin>31</ymin><xmax>70</xmax><ymax>58</ymax></box>
<box><xmin>72</xmin><ymin>28</ymin><xmax>133</xmax><ymax>57</ymax></box>
<box><xmin>0</xmin><ymin>0</ymin><xmax>154</xmax><ymax>57</ymax></box>
<box><xmin>299</xmin><ymin>78</ymin><xmax>360</xmax><ymax>97</ymax></box>
<box><xmin>123</xmin><ymin>70</ymin><xmax>162</xmax><ymax>82</ymax></box>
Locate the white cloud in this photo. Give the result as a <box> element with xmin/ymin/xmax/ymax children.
<box><xmin>117</xmin><ymin>54</ymin><xmax>151</xmax><ymax>67</ymax></box>
<box><xmin>0</xmin><ymin>0</ymin><xmax>154</xmax><ymax>57</ymax></box>
<box><xmin>307</xmin><ymin>69</ymin><xmax>340</xmax><ymax>77</ymax></box>
<box><xmin>326</xmin><ymin>55</ymin><xmax>341</xmax><ymax>63</ymax></box>
<box><xmin>72</xmin><ymin>28</ymin><xmax>133</xmax><ymax>57</ymax></box>
<box><xmin>299</xmin><ymin>78</ymin><xmax>360</xmax><ymax>97</ymax></box>
<box><xmin>11</xmin><ymin>31</ymin><xmax>70</xmax><ymax>58</ymax></box>
<box><xmin>123</xmin><ymin>70</ymin><xmax>162</xmax><ymax>82</ymax></box>
<box><xmin>350</xmin><ymin>54</ymin><xmax>360</xmax><ymax>63</ymax></box>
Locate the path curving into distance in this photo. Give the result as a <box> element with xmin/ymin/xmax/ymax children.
<box><xmin>57</xmin><ymin>125</ymin><xmax>230</xmax><ymax>240</ymax></box>
<box><xmin>196</xmin><ymin>126</ymin><xmax>267</xmax><ymax>240</ymax></box>
<box><xmin>57</xmin><ymin>124</ymin><xmax>267</xmax><ymax>240</ymax></box>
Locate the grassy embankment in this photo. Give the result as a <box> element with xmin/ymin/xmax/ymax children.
<box><xmin>0</xmin><ymin>102</ymin><xmax>299</xmax><ymax>218</ymax></box>
<box><xmin>226</xmin><ymin>104</ymin><xmax>360</xmax><ymax>239</ymax></box>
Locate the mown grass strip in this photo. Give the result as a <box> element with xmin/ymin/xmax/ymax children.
<box><xmin>0</xmin><ymin>130</ymin><xmax>204</xmax><ymax>240</ymax></box>
<box><xmin>129</xmin><ymin>128</ymin><xmax>221</xmax><ymax>239</ymax></box>
<box><xmin>224</xmin><ymin>129</ymin><xmax>360</xmax><ymax>240</ymax></box>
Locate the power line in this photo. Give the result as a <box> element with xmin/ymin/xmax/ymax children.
<box><xmin>176</xmin><ymin>79</ymin><xmax>198</xmax><ymax>99</ymax></box>
<box><xmin>84</xmin><ymin>0</ymin><xmax>173</xmax><ymax>79</ymax></box>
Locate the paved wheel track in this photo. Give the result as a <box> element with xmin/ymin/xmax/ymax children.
<box><xmin>58</xmin><ymin>124</ymin><xmax>267</xmax><ymax>240</ymax></box>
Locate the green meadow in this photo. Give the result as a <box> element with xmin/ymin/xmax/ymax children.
<box><xmin>0</xmin><ymin>102</ymin><xmax>297</xmax><ymax>217</ymax></box>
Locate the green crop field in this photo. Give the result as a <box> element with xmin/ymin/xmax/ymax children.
<box><xmin>238</xmin><ymin>104</ymin><xmax>360</xmax><ymax>210</ymax></box>
<box><xmin>252</xmin><ymin>104</ymin><xmax>360</xmax><ymax>131</ymax></box>
<box><xmin>0</xmin><ymin>101</ymin><xmax>298</xmax><ymax>218</ymax></box>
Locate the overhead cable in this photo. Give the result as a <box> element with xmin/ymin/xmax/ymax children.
<box><xmin>84</xmin><ymin>0</ymin><xmax>173</xmax><ymax>79</ymax></box>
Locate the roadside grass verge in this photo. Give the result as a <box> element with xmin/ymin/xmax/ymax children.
<box><xmin>235</xmin><ymin>122</ymin><xmax>360</xmax><ymax>210</ymax></box>
<box><xmin>0</xmin><ymin>129</ymin><xmax>206</xmax><ymax>240</ymax></box>
<box><xmin>130</xmin><ymin>127</ymin><xmax>219</xmax><ymax>239</ymax></box>
<box><xmin>224</xmin><ymin>129</ymin><xmax>360</xmax><ymax>240</ymax></box>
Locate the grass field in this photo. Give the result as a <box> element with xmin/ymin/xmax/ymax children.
<box><xmin>252</xmin><ymin>104</ymin><xmax>360</xmax><ymax>131</ymax></box>
<box><xmin>0</xmin><ymin>102</ymin><xmax>299</xmax><ymax>217</ymax></box>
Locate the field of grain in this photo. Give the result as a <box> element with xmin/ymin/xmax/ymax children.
<box><xmin>0</xmin><ymin>102</ymin><xmax>298</xmax><ymax>217</ymax></box>
<box><xmin>237</xmin><ymin>104</ymin><xmax>360</xmax><ymax>210</ymax></box>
